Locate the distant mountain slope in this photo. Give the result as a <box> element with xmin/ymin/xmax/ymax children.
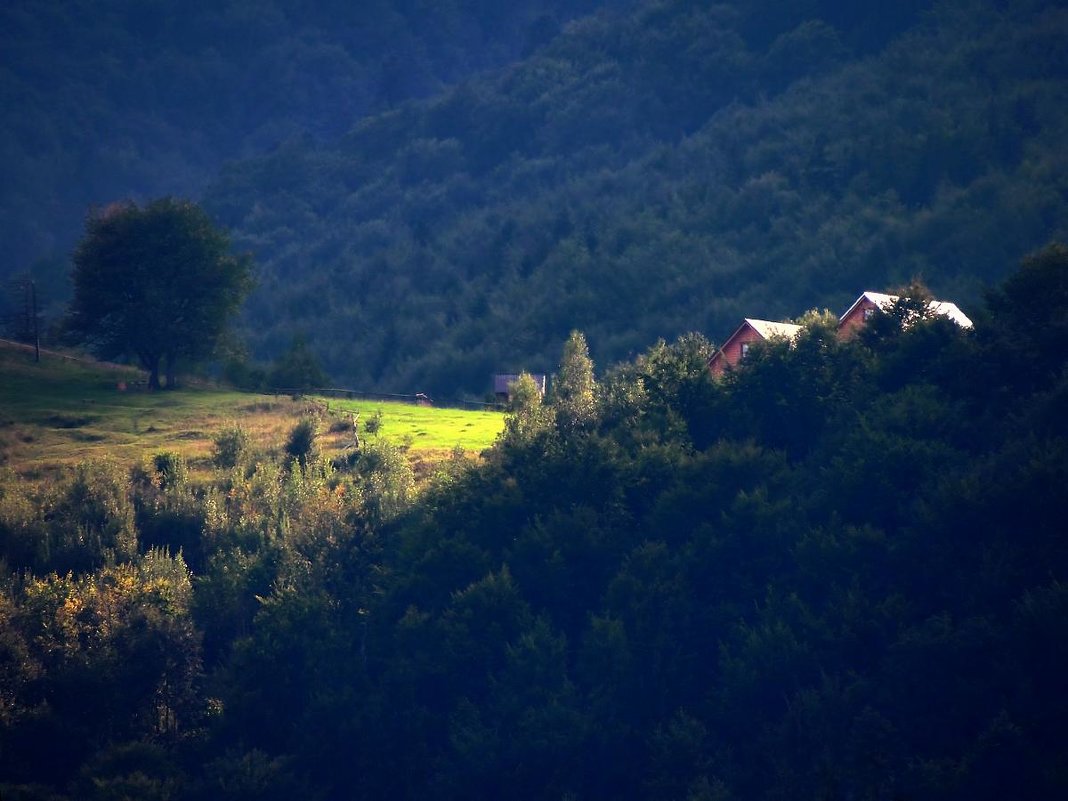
<box><xmin>0</xmin><ymin>0</ymin><xmax>619</xmax><ymax>276</ymax></box>
<box><xmin>205</xmin><ymin>0</ymin><xmax>1067</xmax><ymax>396</ymax></box>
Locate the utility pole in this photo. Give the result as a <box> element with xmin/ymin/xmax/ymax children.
<box><xmin>31</xmin><ymin>280</ymin><xmax>39</xmax><ymax>362</ymax></box>
<box><xmin>2</xmin><ymin>277</ymin><xmax>42</xmax><ymax>360</ymax></box>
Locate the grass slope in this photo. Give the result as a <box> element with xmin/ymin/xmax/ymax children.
<box><xmin>0</xmin><ymin>342</ymin><xmax>504</xmax><ymax>479</ymax></box>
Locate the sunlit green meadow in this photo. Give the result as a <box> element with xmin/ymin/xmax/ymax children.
<box><xmin>0</xmin><ymin>342</ymin><xmax>505</xmax><ymax>480</ymax></box>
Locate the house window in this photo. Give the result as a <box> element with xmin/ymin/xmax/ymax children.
<box><xmin>863</xmin><ymin>307</ymin><xmax>875</xmax><ymax>321</ymax></box>
<box><xmin>740</xmin><ymin>342</ymin><xmax>751</xmax><ymax>359</ymax></box>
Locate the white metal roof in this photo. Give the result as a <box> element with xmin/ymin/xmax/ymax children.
<box><xmin>926</xmin><ymin>300</ymin><xmax>973</xmax><ymax>328</ymax></box>
<box><xmin>841</xmin><ymin>291</ymin><xmax>973</xmax><ymax>329</ymax></box>
<box><xmin>744</xmin><ymin>318</ymin><xmax>803</xmax><ymax>340</ymax></box>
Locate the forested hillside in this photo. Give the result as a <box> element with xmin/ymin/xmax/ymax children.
<box><xmin>2</xmin><ymin>248</ymin><xmax>1066</xmax><ymax>799</ymax></box>
<box><xmin>203</xmin><ymin>0</ymin><xmax>1068</xmax><ymax>396</ymax></box>
<box><xmin>6</xmin><ymin>0</ymin><xmax>1067</xmax><ymax>394</ymax></box>
<box><xmin>0</xmin><ymin>0</ymin><xmax>619</xmax><ymax>277</ymax></box>
<box><xmin>4</xmin><ymin>4</ymin><xmax>1067</xmax><ymax>796</ymax></box>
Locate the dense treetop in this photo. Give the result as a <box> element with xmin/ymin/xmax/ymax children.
<box><xmin>4</xmin><ymin>0</ymin><xmax>1066</xmax><ymax>396</ymax></box>
<box><xmin>0</xmin><ymin>0</ymin><xmax>621</xmax><ymax>274</ymax></box>
<box><xmin>202</xmin><ymin>0</ymin><xmax>1068</xmax><ymax>395</ymax></box>
<box><xmin>2</xmin><ymin>1</ymin><xmax>1066</xmax><ymax>794</ymax></box>
<box><xmin>1</xmin><ymin>246</ymin><xmax>1066</xmax><ymax>799</ymax></box>
<box><xmin>65</xmin><ymin>198</ymin><xmax>253</xmax><ymax>389</ymax></box>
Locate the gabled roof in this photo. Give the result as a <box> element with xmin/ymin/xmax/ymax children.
<box><xmin>709</xmin><ymin>318</ymin><xmax>803</xmax><ymax>369</ymax></box>
<box><xmin>840</xmin><ymin>291</ymin><xmax>973</xmax><ymax>328</ymax></box>
<box><xmin>743</xmin><ymin>318</ymin><xmax>803</xmax><ymax>340</ymax></box>
<box><xmin>927</xmin><ymin>300</ymin><xmax>973</xmax><ymax>328</ymax></box>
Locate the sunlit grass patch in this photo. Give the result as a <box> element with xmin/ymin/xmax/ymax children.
<box><xmin>321</xmin><ymin>396</ymin><xmax>505</xmax><ymax>452</ymax></box>
<box><xmin>0</xmin><ymin>342</ymin><xmax>506</xmax><ymax>480</ymax></box>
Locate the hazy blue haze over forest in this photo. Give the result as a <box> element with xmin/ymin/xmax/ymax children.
<box><xmin>0</xmin><ymin>0</ymin><xmax>620</xmax><ymax>279</ymax></box>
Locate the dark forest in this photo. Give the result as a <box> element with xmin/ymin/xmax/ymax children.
<box><xmin>3</xmin><ymin>0</ymin><xmax>1066</xmax><ymax>396</ymax></box>
<box><xmin>1</xmin><ymin>2</ymin><xmax>1067</xmax><ymax>798</ymax></box>
<box><xmin>2</xmin><ymin>248</ymin><xmax>1067</xmax><ymax>799</ymax></box>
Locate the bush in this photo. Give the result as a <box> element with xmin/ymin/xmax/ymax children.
<box><xmin>327</xmin><ymin>417</ymin><xmax>352</xmax><ymax>434</ymax></box>
<box><xmin>47</xmin><ymin>460</ymin><xmax>137</xmax><ymax>572</ymax></box>
<box><xmin>0</xmin><ymin>468</ymin><xmax>44</xmax><ymax>569</ymax></box>
<box><xmin>213</xmin><ymin>425</ymin><xmax>251</xmax><ymax>470</ymax></box>
<box><xmin>284</xmin><ymin>417</ymin><xmax>318</xmax><ymax>469</ymax></box>
<box><xmin>363</xmin><ymin>409</ymin><xmax>383</xmax><ymax>435</ymax></box>
<box><xmin>152</xmin><ymin>451</ymin><xmax>187</xmax><ymax>491</ymax></box>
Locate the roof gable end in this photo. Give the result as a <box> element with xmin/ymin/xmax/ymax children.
<box><xmin>839</xmin><ymin>291</ymin><xmax>897</xmax><ymax>323</ymax></box>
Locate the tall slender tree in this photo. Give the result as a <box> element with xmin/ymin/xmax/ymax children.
<box><xmin>552</xmin><ymin>330</ymin><xmax>597</xmax><ymax>432</ymax></box>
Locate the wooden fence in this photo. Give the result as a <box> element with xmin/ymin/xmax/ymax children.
<box><xmin>269</xmin><ymin>386</ymin><xmax>505</xmax><ymax>412</ymax></box>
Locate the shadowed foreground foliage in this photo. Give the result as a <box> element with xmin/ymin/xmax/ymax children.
<box><xmin>1</xmin><ymin>247</ymin><xmax>1066</xmax><ymax>799</ymax></box>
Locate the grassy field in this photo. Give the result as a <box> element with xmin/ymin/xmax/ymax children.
<box><xmin>0</xmin><ymin>341</ymin><xmax>505</xmax><ymax>480</ymax></box>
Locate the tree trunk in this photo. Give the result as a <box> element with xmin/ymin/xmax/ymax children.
<box><xmin>147</xmin><ymin>357</ymin><xmax>161</xmax><ymax>390</ymax></box>
<box><xmin>165</xmin><ymin>354</ymin><xmax>177</xmax><ymax>389</ymax></box>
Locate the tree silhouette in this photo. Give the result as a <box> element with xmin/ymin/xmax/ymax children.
<box><xmin>66</xmin><ymin>198</ymin><xmax>252</xmax><ymax>389</ymax></box>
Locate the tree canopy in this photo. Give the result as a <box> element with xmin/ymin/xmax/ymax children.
<box><xmin>65</xmin><ymin>198</ymin><xmax>253</xmax><ymax>388</ymax></box>
<box><xmin>2</xmin><ymin>246</ymin><xmax>1067</xmax><ymax>799</ymax></box>
<box><xmin>0</xmin><ymin>0</ymin><xmax>616</xmax><ymax>277</ymax></box>
<box><xmin>4</xmin><ymin>1</ymin><xmax>1065</xmax><ymax>395</ymax></box>
<box><xmin>552</xmin><ymin>329</ymin><xmax>597</xmax><ymax>431</ymax></box>
<box><xmin>199</xmin><ymin>0</ymin><xmax>1068</xmax><ymax>396</ymax></box>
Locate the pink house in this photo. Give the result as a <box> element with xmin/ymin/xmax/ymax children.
<box><xmin>837</xmin><ymin>291</ymin><xmax>973</xmax><ymax>340</ymax></box>
<box><xmin>708</xmin><ymin>318</ymin><xmax>802</xmax><ymax>377</ymax></box>
<box><xmin>710</xmin><ymin>291</ymin><xmax>973</xmax><ymax>377</ymax></box>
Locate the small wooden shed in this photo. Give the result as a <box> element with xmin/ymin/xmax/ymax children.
<box><xmin>493</xmin><ymin>373</ymin><xmax>547</xmax><ymax>402</ymax></box>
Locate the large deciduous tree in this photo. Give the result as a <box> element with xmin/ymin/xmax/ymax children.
<box><xmin>66</xmin><ymin>198</ymin><xmax>253</xmax><ymax>389</ymax></box>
